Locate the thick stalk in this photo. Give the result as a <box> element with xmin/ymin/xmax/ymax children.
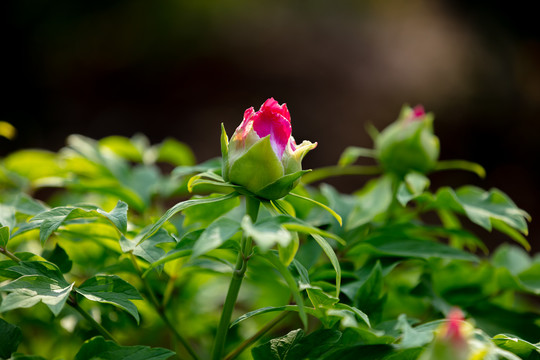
<box><xmin>129</xmin><ymin>253</ymin><xmax>199</xmax><ymax>360</ymax></box>
<box><xmin>211</xmin><ymin>196</ymin><xmax>260</xmax><ymax>360</ymax></box>
<box><xmin>0</xmin><ymin>247</ymin><xmax>118</xmax><ymax>342</ymax></box>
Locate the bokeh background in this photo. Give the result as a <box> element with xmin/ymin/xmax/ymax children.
<box><xmin>3</xmin><ymin>0</ymin><xmax>540</xmax><ymax>248</ymax></box>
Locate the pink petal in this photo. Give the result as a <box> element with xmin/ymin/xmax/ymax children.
<box><xmin>412</xmin><ymin>105</ymin><xmax>425</xmax><ymax>118</ymax></box>
<box><xmin>252</xmin><ymin>100</ymin><xmax>292</xmax><ymax>159</ymax></box>
<box><xmin>261</xmin><ymin>98</ymin><xmax>291</xmax><ymax>122</ymax></box>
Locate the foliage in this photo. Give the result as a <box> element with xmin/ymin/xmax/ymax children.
<box><xmin>0</xmin><ymin>106</ymin><xmax>536</xmax><ymax>360</ymax></box>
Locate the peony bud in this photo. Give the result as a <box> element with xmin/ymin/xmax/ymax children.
<box><xmin>375</xmin><ymin>105</ymin><xmax>440</xmax><ymax>177</ymax></box>
<box><xmin>222</xmin><ymin>98</ymin><xmax>317</xmax><ymax>200</ymax></box>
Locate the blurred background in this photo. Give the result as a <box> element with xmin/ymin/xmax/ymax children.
<box><xmin>3</xmin><ymin>0</ymin><xmax>540</xmax><ymax>248</ymax></box>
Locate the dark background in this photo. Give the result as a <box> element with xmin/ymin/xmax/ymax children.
<box><xmin>3</xmin><ymin>0</ymin><xmax>539</xmax><ymax>248</ymax></box>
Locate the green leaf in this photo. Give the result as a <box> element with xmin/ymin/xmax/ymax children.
<box><xmin>242</xmin><ymin>216</ymin><xmax>292</xmax><ymax>252</ymax></box>
<box><xmin>311</xmin><ymin>234</ymin><xmax>342</xmax><ymax>297</ymax></box>
<box><xmin>434</xmin><ymin>159</ymin><xmax>486</xmax><ymax>178</ymax></box>
<box><xmin>433</xmin><ymin>186</ymin><xmax>530</xmax><ymax>242</ymax></box>
<box><xmin>75</xmin><ymin>275</ymin><xmax>143</xmax><ymax>323</ymax></box>
<box><xmin>156</xmin><ymin>138</ymin><xmax>196</xmax><ymax>166</ymax></box>
<box><xmin>0</xmin><ymin>275</ymin><xmax>74</xmax><ymax>316</ymax></box>
<box><xmin>352</xmin><ymin>236</ymin><xmax>478</xmax><ymax>262</ymax></box>
<box><xmin>0</xmin><ymin>225</ymin><xmax>9</xmax><ymax>248</ymax></box>
<box><xmin>262</xmin><ymin>252</ymin><xmax>307</xmax><ymax>328</ymax></box>
<box><xmin>354</xmin><ymin>262</ymin><xmax>385</xmax><ymax>322</ymax></box>
<box><xmin>338</xmin><ymin>146</ymin><xmax>376</xmax><ymax>166</ymax></box>
<box><xmin>493</xmin><ymin>334</ymin><xmax>540</xmax><ymax>359</ymax></box>
<box><xmin>346</xmin><ymin>176</ymin><xmax>393</xmax><ymax>230</ymax></box>
<box><xmin>394</xmin><ymin>314</ymin><xmax>433</xmax><ymax>349</ymax></box>
<box><xmin>97</xmin><ymin>201</ymin><xmax>128</xmax><ymax>234</ymax></box>
<box><xmin>397</xmin><ymin>172</ymin><xmax>430</xmax><ymax>206</ymax></box>
<box><xmin>252</xmin><ymin>329</ymin><xmax>305</xmax><ymax>360</ymax></box>
<box><xmin>0</xmin><ymin>204</ymin><xmax>16</xmax><ymax>229</ymax></box>
<box><xmin>287</xmin><ymin>192</ymin><xmax>343</xmax><ymax>226</ymax></box>
<box><xmin>192</xmin><ymin>217</ymin><xmax>241</xmax><ymax>258</ymax></box>
<box><xmin>0</xmin><ymin>317</ymin><xmax>22</xmax><ymax>359</ymax></box>
<box><xmin>256</xmin><ymin>170</ymin><xmax>310</xmax><ymax>200</ymax></box>
<box><xmin>492</xmin><ymin>244</ymin><xmax>531</xmax><ymax>276</ymax></box>
<box><xmin>42</xmin><ymin>244</ymin><xmax>73</xmax><ymax>273</ymax></box>
<box><xmin>74</xmin><ymin>336</ymin><xmax>174</xmax><ymax>360</ymax></box>
<box><xmin>138</xmin><ymin>192</ymin><xmax>239</xmax><ymax>244</ymax></box>
<box><xmin>286</xmin><ymin>328</ymin><xmax>342</xmax><ymax>359</ymax></box>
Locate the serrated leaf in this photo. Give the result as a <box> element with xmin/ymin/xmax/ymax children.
<box><xmin>0</xmin><ymin>317</ymin><xmax>22</xmax><ymax>359</ymax></box>
<box><xmin>0</xmin><ymin>275</ymin><xmax>74</xmax><ymax>316</ymax></box>
<box><xmin>75</xmin><ymin>275</ymin><xmax>143</xmax><ymax>323</ymax></box>
<box><xmin>74</xmin><ymin>336</ymin><xmax>174</xmax><ymax>360</ymax></box>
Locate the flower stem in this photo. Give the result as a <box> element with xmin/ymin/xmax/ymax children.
<box><xmin>224</xmin><ymin>311</ymin><xmax>289</xmax><ymax>360</ymax></box>
<box><xmin>211</xmin><ymin>196</ymin><xmax>260</xmax><ymax>360</ymax></box>
<box><xmin>1</xmin><ymin>246</ymin><xmax>118</xmax><ymax>343</ymax></box>
<box><xmin>129</xmin><ymin>252</ymin><xmax>199</xmax><ymax>360</ymax></box>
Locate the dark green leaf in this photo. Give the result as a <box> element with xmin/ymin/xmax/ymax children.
<box><xmin>42</xmin><ymin>244</ymin><xmax>73</xmax><ymax>273</ymax></box>
<box><xmin>0</xmin><ymin>317</ymin><xmax>22</xmax><ymax>359</ymax></box>
<box><xmin>394</xmin><ymin>314</ymin><xmax>433</xmax><ymax>349</ymax></box>
<box><xmin>252</xmin><ymin>329</ymin><xmax>305</xmax><ymax>360</ymax></box>
<box><xmin>74</xmin><ymin>336</ymin><xmax>174</xmax><ymax>360</ymax></box>
<box><xmin>287</xmin><ymin>329</ymin><xmax>342</xmax><ymax>359</ymax></box>
<box><xmin>75</xmin><ymin>275</ymin><xmax>143</xmax><ymax>323</ymax></box>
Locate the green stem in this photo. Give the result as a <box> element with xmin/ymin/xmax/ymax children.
<box><xmin>224</xmin><ymin>311</ymin><xmax>289</xmax><ymax>360</ymax></box>
<box><xmin>301</xmin><ymin>165</ymin><xmax>382</xmax><ymax>185</ymax></box>
<box><xmin>129</xmin><ymin>253</ymin><xmax>199</xmax><ymax>360</ymax></box>
<box><xmin>0</xmin><ymin>247</ymin><xmax>118</xmax><ymax>343</ymax></box>
<box><xmin>211</xmin><ymin>196</ymin><xmax>260</xmax><ymax>360</ymax></box>
<box><xmin>0</xmin><ymin>246</ymin><xmax>21</xmax><ymax>263</ymax></box>
<box><xmin>68</xmin><ymin>297</ymin><xmax>118</xmax><ymax>342</ymax></box>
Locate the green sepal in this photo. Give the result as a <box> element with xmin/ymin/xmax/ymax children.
<box><xmin>255</xmin><ymin>170</ymin><xmax>310</xmax><ymax>200</ymax></box>
<box><xmin>228</xmin><ymin>136</ymin><xmax>284</xmax><ymax>195</ymax></box>
<box><xmin>220</xmin><ymin>123</ymin><xmax>229</xmax><ymax>181</ymax></box>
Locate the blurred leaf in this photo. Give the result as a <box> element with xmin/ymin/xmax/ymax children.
<box><xmin>75</xmin><ymin>275</ymin><xmax>143</xmax><ymax>323</ymax></box>
<box><xmin>287</xmin><ymin>192</ymin><xmax>342</xmax><ymax>226</ymax></box>
<box><xmin>0</xmin><ymin>225</ymin><xmax>9</xmax><ymax>248</ymax></box>
<box><xmin>99</xmin><ymin>135</ymin><xmax>143</xmax><ymax>162</ymax></box>
<box><xmin>0</xmin><ymin>317</ymin><xmax>22</xmax><ymax>359</ymax></box>
<box><xmin>394</xmin><ymin>314</ymin><xmax>433</xmax><ymax>349</ymax></box>
<box><xmin>346</xmin><ymin>176</ymin><xmax>393</xmax><ymax>230</ymax></box>
<box><xmin>338</xmin><ymin>146</ymin><xmax>376</xmax><ymax>166</ymax></box>
<box><xmin>492</xmin><ymin>245</ymin><xmax>531</xmax><ymax>276</ymax></box>
<box><xmin>74</xmin><ymin>336</ymin><xmax>174</xmax><ymax>360</ymax></box>
<box><xmin>493</xmin><ymin>334</ymin><xmax>540</xmax><ymax>359</ymax></box>
<box><xmin>287</xmin><ymin>328</ymin><xmax>342</xmax><ymax>359</ymax></box>
<box><xmin>0</xmin><ymin>204</ymin><xmax>16</xmax><ymax>229</ymax></box>
<box><xmin>157</xmin><ymin>138</ymin><xmax>196</xmax><ymax>166</ymax></box>
<box><xmin>3</xmin><ymin>150</ymin><xmax>63</xmax><ymax>181</ymax></box>
<box><xmin>397</xmin><ymin>172</ymin><xmax>430</xmax><ymax>206</ymax></box>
